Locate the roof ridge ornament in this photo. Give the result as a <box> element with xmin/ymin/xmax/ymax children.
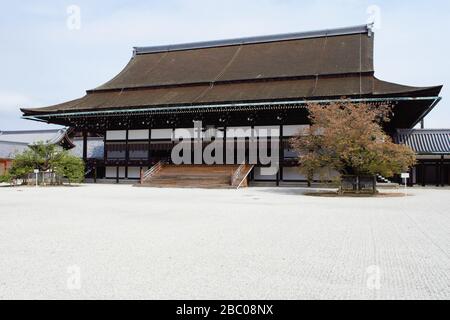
<box><xmin>367</xmin><ymin>22</ymin><xmax>374</xmax><ymax>37</ymax></box>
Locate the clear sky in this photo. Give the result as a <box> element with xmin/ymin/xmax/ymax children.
<box><xmin>0</xmin><ymin>0</ymin><xmax>448</xmax><ymax>130</ymax></box>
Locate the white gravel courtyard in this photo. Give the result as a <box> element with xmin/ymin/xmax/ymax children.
<box><xmin>0</xmin><ymin>184</ymin><xmax>449</xmax><ymax>300</ymax></box>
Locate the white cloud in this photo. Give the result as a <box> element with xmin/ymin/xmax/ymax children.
<box><xmin>0</xmin><ymin>91</ymin><xmax>36</xmax><ymax>114</ymax></box>
<box><xmin>0</xmin><ymin>92</ymin><xmax>57</xmax><ymax>131</ymax></box>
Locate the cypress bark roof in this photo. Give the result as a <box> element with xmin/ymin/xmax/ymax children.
<box><xmin>21</xmin><ymin>24</ymin><xmax>442</xmax><ymax>116</ymax></box>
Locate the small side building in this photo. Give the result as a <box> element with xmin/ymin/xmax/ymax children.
<box><xmin>0</xmin><ymin>129</ymin><xmax>74</xmax><ymax>175</ymax></box>
<box><xmin>396</xmin><ymin>129</ymin><xmax>450</xmax><ymax>186</ymax></box>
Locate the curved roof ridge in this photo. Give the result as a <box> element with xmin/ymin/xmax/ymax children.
<box><xmin>134</xmin><ymin>24</ymin><xmax>371</xmax><ymax>55</ymax></box>
<box><xmin>0</xmin><ymin>129</ymin><xmax>61</xmax><ymax>134</ymax></box>
<box><xmin>0</xmin><ymin>128</ymin><xmax>72</xmax><ymax>146</ymax></box>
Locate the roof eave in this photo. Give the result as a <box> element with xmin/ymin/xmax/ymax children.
<box><xmin>21</xmin><ymin>95</ymin><xmax>440</xmax><ymax>119</ymax></box>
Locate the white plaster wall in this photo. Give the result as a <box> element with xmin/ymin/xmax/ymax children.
<box><xmin>106</xmin><ymin>130</ymin><xmax>126</xmax><ymax>140</ymax></box>
<box><xmin>128</xmin><ymin>129</ymin><xmax>149</xmax><ymax>140</ymax></box>
<box><xmin>105</xmin><ymin>166</ymin><xmax>126</xmax><ymax>178</ymax></box>
<box><xmin>174</xmin><ymin>128</ymin><xmax>196</xmax><ymax>139</ymax></box>
<box><xmin>105</xmin><ymin>167</ymin><xmax>116</xmax><ymax>178</ymax></box>
<box><xmin>151</xmin><ymin>129</ymin><xmax>173</xmax><ymax>139</ymax></box>
<box><xmin>127</xmin><ymin>167</ymin><xmax>141</xmax><ymax>179</ymax></box>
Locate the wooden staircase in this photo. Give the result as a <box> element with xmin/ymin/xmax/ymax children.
<box><xmin>139</xmin><ymin>164</ymin><xmax>253</xmax><ymax>188</ymax></box>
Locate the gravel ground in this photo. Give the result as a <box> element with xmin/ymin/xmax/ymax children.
<box><xmin>0</xmin><ymin>184</ymin><xmax>449</xmax><ymax>300</ymax></box>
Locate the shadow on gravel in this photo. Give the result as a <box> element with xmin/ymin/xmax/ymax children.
<box><xmin>254</xmin><ymin>187</ymin><xmax>337</xmax><ymax>196</ymax></box>
<box><xmin>304</xmin><ymin>191</ymin><xmax>408</xmax><ymax>197</ymax></box>
<box><xmin>255</xmin><ymin>187</ymin><xmax>409</xmax><ymax>197</ymax></box>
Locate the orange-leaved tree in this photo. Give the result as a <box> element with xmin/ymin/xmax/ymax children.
<box><xmin>289</xmin><ymin>101</ymin><xmax>416</xmax><ymax>187</ymax></box>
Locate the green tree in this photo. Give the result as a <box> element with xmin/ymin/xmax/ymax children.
<box><xmin>54</xmin><ymin>152</ymin><xmax>85</xmax><ymax>183</ymax></box>
<box><xmin>0</xmin><ymin>173</ymin><xmax>11</xmax><ymax>183</ymax></box>
<box><xmin>9</xmin><ymin>142</ymin><xmax>85</xmax><ymax>184</ymax></box>
<box><xmin>289</xmin><ymin>101</ymin><xmax>416</xmax><ymax>190</ymax></box>
<box><xmin>8</xmin><ymin>149</ymin><xmax>36</xmax><ymax>179</ymax></box>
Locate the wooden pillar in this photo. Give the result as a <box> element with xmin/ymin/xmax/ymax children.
<box><xmin>407</xmin><ymin>166</ymin><xmax>413</xmax><ymax>187</ymax></box>
<box><xmin>274</xmin><ymin>125</ymin><xmax>280</xmax><ymax>187</ymax></box>
<box><xmin>116</xmin><ymin>166</ymin><xmax>119</xmax><ymax>184</ymax></box>
<box><xmin>250</xmin><ymin>125</ymin><xmax>254</xmax><ymax>166</ymax></box>
<box><xmin>103</xmin><ymin>130</ymin><xmax>107</xmax><ymax>182</ymax></box>
<box><xmin>447</xmin><ymin>159</ymin><xmax>450</xmax><ymax>186</ymax></box>
<box><xmin>103</xmin><ymin>130</ymin><xmax>107</xmax><ymax>164</ymax></box>
<box><xmin>235</xmin><ymin>135</ymin><xmax>239</xmax><ymax>165</ymax></box>
<box><xmin>82</xmin><ymin>131</ymin><xmax>88</xmax><ymax>180</ymax></box>
<box><xmin>279</xmin><ymin>125</ymin><xmax>283</xmax><ymax>183</ymax></box>
<box><xmin>82</xmin><ymin>131</ymin><xmax>88</xmax><ymax>162</ymax></box>
<box><xmin>171</xmin><ymin>127</ymin><xmax>175</xmax><ymax>164</ymax></box>
<box><xmin>421</xmin><ymin>162</ymin><xmax>425</xmax><ymax>186</ymax></box>
<box><xmin>445</xmin><ymin>157</ymin><xmax>448</xmax><ymax>187</ymax></box>
<box><xmin>125</xmin><ymin>129</ymin><xmax>129</xmax><ymax>179</ymax></box>
<box><xmin>440</xmin><ymin>155</ymin><xmax>444</xmax><ymax>187</ymax></box>
<box><xmin>436</xmin><ymin>160</ymin><xmax>440</xmax><ymax>187</ymax></box>
<box><xmin>223</xmin><ymin>126</ymin><xmax>227</xmax><ymax>165</ymax></box>
<box><xmin>148</xmin><ymin>127</ymin><xmax>152</xmax><ymax>166</ymax></box>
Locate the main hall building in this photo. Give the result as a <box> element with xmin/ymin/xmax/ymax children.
<box><xmin>21</xmin><ymin>25</ymin><xmax>445</xmax><ymax>187</ymax></box>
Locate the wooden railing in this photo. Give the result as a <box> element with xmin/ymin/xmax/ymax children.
<box><xmin>231</xmin><ymin>163</ymin><xmax>254</xmax><ymax>189</ymax></box>
<box><xmin>140</xmin><ymin>161</ymin><xmax>164</xmax><ymax>184</ymax></box>
<box><xmin>231</xmin><ymin>162</ymin><xmax>245</xmax><ymax>186</ymax></box>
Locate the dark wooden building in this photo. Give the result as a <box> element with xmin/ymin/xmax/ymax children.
<box><xmin>396</xmin><ymin>129</ymin><xmax>450</xmax><ymax>186</ymax></box>
<box><xmin>21</xmin><ymin>25</ymin><xmax>443</xmax><ymax>186</ymax></box>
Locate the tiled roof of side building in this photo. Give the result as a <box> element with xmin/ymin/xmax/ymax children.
<box><xmin>0</xmin><ymin>128</ymin><xmax>75</xmax><ymax>150</ymax></box>
<box><xmin>396</xmin><ymin>129</ymin><xmax>450</xmax><ymax>154</ymax></box>
<box><xmin>0</xmin><ymin>141</ymin><xmax>29</xmax><ymax>159</ymax></box>
<box><xmin>0</xmin><ymin>129</ymin><xmax>65</xmax><ymax>144</ymax></box>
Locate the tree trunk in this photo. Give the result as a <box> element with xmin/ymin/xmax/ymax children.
<box><xmin>307</xmin><ymin>170</ymin><xmax>313</xmax><ymax>187</ymax></box>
